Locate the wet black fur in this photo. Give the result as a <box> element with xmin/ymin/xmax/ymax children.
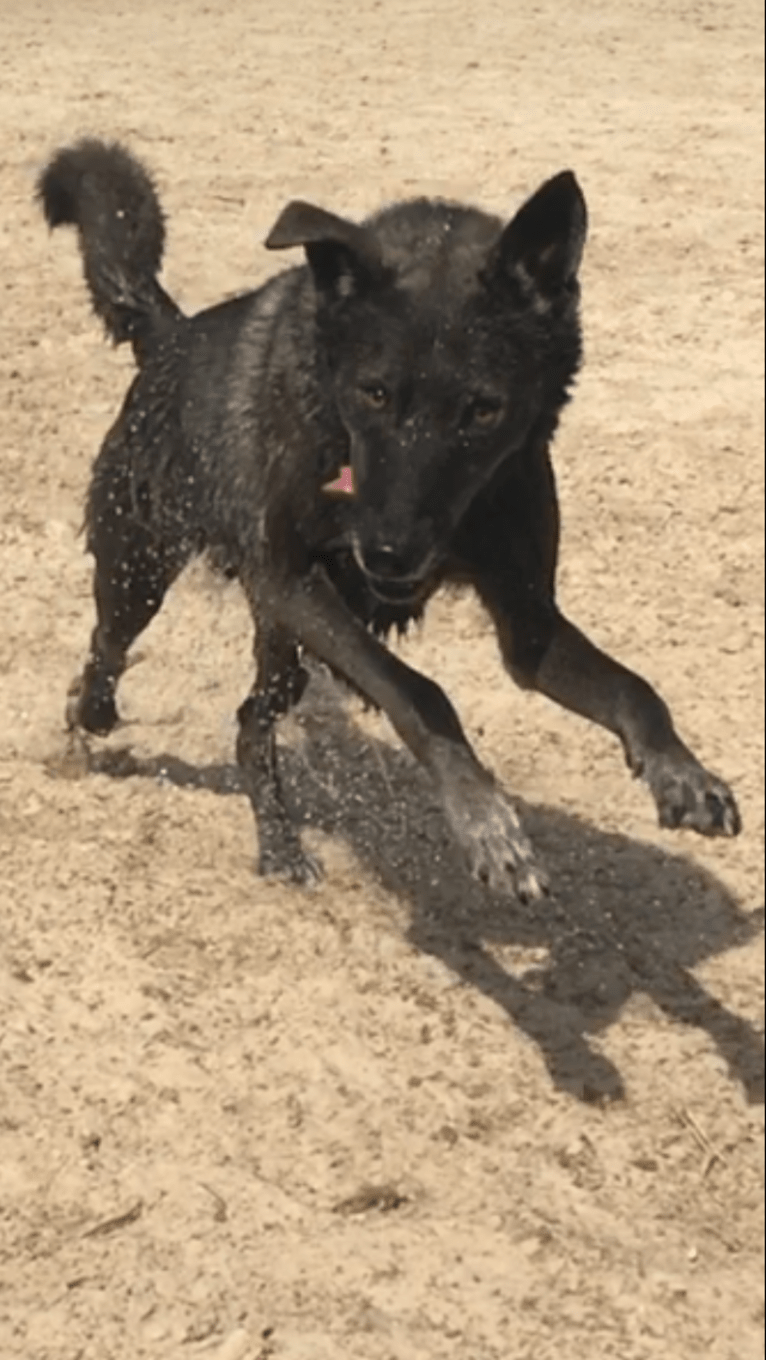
<box><xmin>38</xmin><ymin>139</ymin><xmax>741</xmax><ymax>895</ymax></box>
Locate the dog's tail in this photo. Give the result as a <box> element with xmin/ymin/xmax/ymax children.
<box><xmin>38</xmin><ymin>138</ymin><xmax>184</xmax><ymax>359</ymax></box>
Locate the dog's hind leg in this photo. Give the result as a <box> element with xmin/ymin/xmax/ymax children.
<box><xmin>70</xmin><ymin>452</ymin><xmax>192</xmax><ymax>736</ymax></box>
<box><xmin>236</xmin><ymin>623</ymin><xmax>319</xmax><ymax>885</ymax></box>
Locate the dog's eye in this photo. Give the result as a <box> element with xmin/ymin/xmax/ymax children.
<box><xmin>360</xmin><ymin>383</ymin><xmax>390</xmax><ymax>411</ymax></box>
<box><xmin>469</xmin><ymin>397</ymin><xmax>503</xmax><ymax>428</ymax></box>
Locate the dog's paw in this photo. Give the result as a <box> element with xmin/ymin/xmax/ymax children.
<box><xmin>67</xmin><ymin>669</ymin><xmax>119</xmax><ymax>737</ymax></box>
<box><xmin>443</xmin><ymin>778</ymin><xmax>549</xmax><ymax>903</ymax></box>
<box><xmin>287</xmin><ymin>848</ymin><xmax>325</xmax><ymax>888</ymax></box>
<box><xmin>644</xmin><ymin>753</ymin><xmax>742</xmax><ymax>838</ymax></box>
<box><xmin>258</xmin><ymin>840</ymin><xmax>324</xmax><ymax>888</ymax></box>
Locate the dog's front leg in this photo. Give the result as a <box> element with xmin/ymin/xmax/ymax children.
<box><xmin>271</xmin><ymin>565</ymin><xmax>549</xmax><ymax>901</ymax></box>
<box><xmin>485</xmin><ymin>587</ymin><xmax>741</xmax><ymax>838</ymax></box>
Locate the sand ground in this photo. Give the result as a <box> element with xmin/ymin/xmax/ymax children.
<box><xmin>0</xmin><ymin>2</ymin><xmax>763</xmax><ymax>1357</ymax></box>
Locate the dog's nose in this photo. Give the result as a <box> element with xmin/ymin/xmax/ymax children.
<box><xmin>362</xmin><ymin>545</ymin><xmax>412</xmax><ymax>581</ymax></box>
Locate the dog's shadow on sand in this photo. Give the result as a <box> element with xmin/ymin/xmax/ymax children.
<box><xmin>80</xmin><ymin>672</ymin><xmax>764</xmax><ymax>1107</ymax></box>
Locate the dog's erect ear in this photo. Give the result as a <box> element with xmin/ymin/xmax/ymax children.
<box><xmin>265</xmin><ymin>200</ymin><xmax>384</xmax><ymax>301</ymax></box>
<box><xmin>490</xmin><ymin>171</ymin><xmax>587</xmax><ymax>302</ymax></box>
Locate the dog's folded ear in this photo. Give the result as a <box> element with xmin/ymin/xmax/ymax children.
<box><xmin>489</xmin><ymin>171</ymin><xmax>587</xmax><ymax>304</ymax></box>
<box><xmin>265</xmin><ymin>200</ymin><xmax>385</xmax><ymax>302</ymax></box>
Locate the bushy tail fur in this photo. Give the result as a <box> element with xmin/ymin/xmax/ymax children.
<box><xmin>38</xmin><ymin>139</ymin><xmax>183</xmax><ymax>359</ymax></box>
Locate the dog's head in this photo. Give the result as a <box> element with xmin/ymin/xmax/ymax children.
<box><xmin>266</xmin><ymin>173</ymin><xmax>586</xmax><ymax>605</ymax></box>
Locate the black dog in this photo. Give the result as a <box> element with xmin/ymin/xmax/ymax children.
<box><xmin>38</xmin><ymin>139</ymin><xmax>741</xmax><ymax>899</ymax></box>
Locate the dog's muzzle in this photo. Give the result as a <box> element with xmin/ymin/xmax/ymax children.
<box><xmin>353</xmin><ymin>540</ymin><xmax>429</xmax><ymax>606</ymax></box>
<box><xmin>366</xmin><ymin>574</ymin><xmax>424</xmax><ymax>605</ymax></box>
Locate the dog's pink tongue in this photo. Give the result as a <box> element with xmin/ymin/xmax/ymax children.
<box><xmin>324</xmin><ymin>465</ymin><xmax>355</xmax><ymax>495</ymax></box>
